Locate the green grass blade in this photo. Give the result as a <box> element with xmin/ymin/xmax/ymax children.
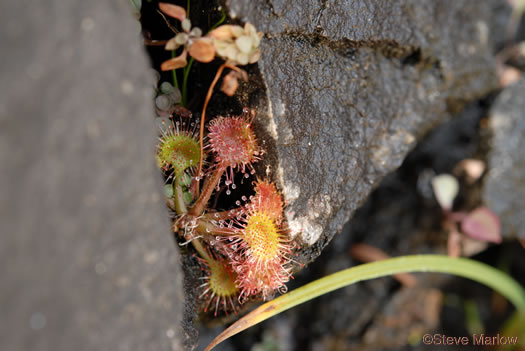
<box><xmin>204</xmin><ymin>255</ymin><xmax>525</xmax><ymax>351</ymax></box>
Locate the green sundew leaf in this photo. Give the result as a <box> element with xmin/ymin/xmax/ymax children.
<box><xmin>205</xmin><ymin>255</ymin><xmax>525</xmax><ymax>351</ymax></box>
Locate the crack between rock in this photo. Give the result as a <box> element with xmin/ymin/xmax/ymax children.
<box><xmin>266</xmin><ymin>30</ymin><xmax>441</xmax><ymax>68</ymax></box>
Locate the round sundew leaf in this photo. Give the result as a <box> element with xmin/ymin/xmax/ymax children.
<box><xmin>431</xmin><ymin>174</ymin><xmax>459</xmax><ymax>211</ymax></box>
<box><xmin>157</xmin><ymin>134</ymin><xmax>200</xmax><ymax>177</ymax></box>
<box><xmin>244</xmin><ymin>212</ymin><xmax>280</xmax><ymax>261</ymax></box>
<box><xmin>461</xmin><ymin>206</ymin><xmax>502</xmax><ymax>243</ymax></box>
<box><xmin>208</xmin><ymin>116</ymin><xmax>259</xmax><ymax>170</ymax></box>
<box><xmin>208</xmin><ymin>260</ymin><xmax>238</xmax><ymax>298</ymax></box>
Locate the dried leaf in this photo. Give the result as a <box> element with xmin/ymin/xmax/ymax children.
<box><xmin>208</xmin><ymin>25</ymin><xmax>234</xmax><ymax>40</ymax></box>
<box><xmin>160</xmin><ymin>50</ymin><xmax>188</xmax><ymax>71</ymax></box>
<box><xmin>221</xmin><ymin>71</ymin><xmax>239</xmax><ymax>96</ymax></box>
<box><xmin>500</xmin><ymin>65</ymin><xmax>522</xmax><ymax>88</ymax></box>
<box><xmin>431</xmin><ymin>174</ymin><xmax>459</xmax><ymax>211</ymax></box>
<box><xmin>159</xmin><ymin>2</ymin><xmax>186</xmax><ymax>21</ymax></box>
<box><xmin>454</xmin><ymin>159</ymin><xmax>485</xmax><ymax>183</ymax></box>
<box><xmin>461</xmin><ymin>207</ymin><xmax>502</xmax><ymax>243</ymax></box>
<box><xmin>188</xmin><ymin>38</ymin><xmax>215</xmax><ymax>63</ymax></box>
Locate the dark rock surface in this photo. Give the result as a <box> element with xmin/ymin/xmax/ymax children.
<box><xmin>0</xmin><ymin>0</ymin><xmax>184</xmax><ymax>350</ymax></box>
<box><xmin>484</xmin><ymin>78</ymin><xmax>525</xmax><ymax>240</ymax></box>
<box><xmin>227</xmin><ymin>0</ymin><xmax>509</xmax><ymax>260</ymax></box>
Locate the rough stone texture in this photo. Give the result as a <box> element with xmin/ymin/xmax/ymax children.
<box><xmin>484</xmin><ymin>78</ymin><xmax>525</xmax><ymax>240</ymax></box>
<box><xmin>227</xmin><ymin>0</ymin><xmax>508</xmax><ymax>259</ymax></box>
<box><xmin>0</xmin><ymin>0</ymin><xmax>184</xmax><ymax>350</ymax></box>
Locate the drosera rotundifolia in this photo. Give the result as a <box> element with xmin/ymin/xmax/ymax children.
<box><xmin>147</xmin><ymin>1</ymin><xmax>300</xmax><ymax>317</ymax></box>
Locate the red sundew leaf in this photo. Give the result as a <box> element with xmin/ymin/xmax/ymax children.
<box><xmin>159</xmin><ymin>3</ymin><xmax>186</xmax><ymax>21</ymax></box>
<box><xmin>461</xmin><ymin>207</ymin><xmax>502</xmax><ymax>244</ymax></box>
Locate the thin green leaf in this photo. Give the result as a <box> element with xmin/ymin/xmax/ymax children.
<box><xmin>205</xmin><ymin>255</ymin><xmax>525</xmax><ymax>351</ymax></box>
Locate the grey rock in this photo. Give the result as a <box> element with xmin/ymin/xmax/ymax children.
<box><xmin>0</xmin><ymin>0</ymin><xmax>184</xmax><ymax>350</ymax></box>
<box><xmin>484</xmin><ymin>79</ymin><xmax>525</xmax><ymax>240</ymax></box>
<box><xmin>228</xmin><ymin>0</ymin><xmax>508</xmax><ymax>259</ymax></box>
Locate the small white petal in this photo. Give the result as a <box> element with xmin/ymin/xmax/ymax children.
<box><xmin>431</xmin><ymin>174</ymin><xmax>459</xmax><ymax>211</ymax></box>
<box><xmin>175</xmin><ymin>32</ymin><xmax>188</xmax><ymax>45</ymax></box>
<box><xmin>248</xmin><ymin>49</ymin><xmax>261</xmax><ymax>63</ymax></box>
<box><xmin>231</xmin><ymin>25</ymin><xmax>244</xmax><ymax>38</ymax></box>
<box><xmin>190</xmin><ymin>27</ymin><xmax>202</xmax><ymax>37</ymax></box>
<box><xmin>235</xmin><ymin>36</ymin><xmax>252</xmax><ymax>54</ymax></box>
<box><xmin>165</xmin><ymin>37</ymin><xmax>179</xmax><ymax>50</ymax></box>
<box><xmin>244</xmin><ymin>23</ymin><xmax>256</xmax><ymax>36</ymax></box>
<box><xmin>224</xmin><ymin>44</ymin><xmax>238</xmax><ymax>60</ymax></box>
<box><xmin>236</xmin><ymin>52</ymin><xmax>249</xmax><ymax>65</ymax></box>
<box><xmin>181</xmin><ymin>18</ymin><xmax>191</xmax><ymax>32</ymax></box>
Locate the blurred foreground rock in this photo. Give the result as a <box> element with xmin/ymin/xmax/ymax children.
<box><xmin>0</xmin><ymin>0</ymin><xmax>184</xmax><ymax>350</ymax></box>
<box><xmin>228</xmin><ymin>0</ymin><xmax>508</xmax><ymax>261</ymax></box>
<box><xmin>484</xmin><ymin>78</ymin><xmax>525</xmax><ymax>240</ymax></box>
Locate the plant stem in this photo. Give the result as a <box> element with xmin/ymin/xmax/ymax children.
<box><xmin>189</xmin><ymin>166</ymin><xmax>225</xmax><ymax>216</ymax></box>
<box><xmin>208</xmin><ymin>9</ymin><xmax>226</xmax><ymax>32</ymax></box>
<box><xmin>194</xmin><ymin>217</ymin><xmax>236</xmax><ymax>237</ymax></box>
<box><xmin>171</xmin><ymin>50</ymin><xmax>180</xmax><ymax>90</ymax></box>
<box><xmin>205</xmin><ymin>255</ymin><xmax>525</xmax><ymax>351</ymax></box>
<box><xmin>173</xmin><ymin>176</ymin><xmax>188</xmax><ymax>215</ymax></box>
<box><xmin>191</xmin><ymin>238</ymin><xmax>212</xmax><ymax>262</ymax></box>
<box><xmin>181</xmin><ymin>57</ymin><xmax>194</xmax><ymax>107</ymax></box>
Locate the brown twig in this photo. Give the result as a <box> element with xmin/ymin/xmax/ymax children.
<box><xmin>144</xmin><ymin>39</ymin><xmax>170</xmax><ymax>46</ymax></box>
<box><xmin>156</xmin><ymin>9</ymin><xmax>179</xmax><ymax>34</ymax></box>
